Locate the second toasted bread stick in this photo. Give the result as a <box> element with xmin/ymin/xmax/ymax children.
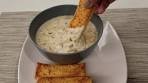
<box><xmin>37</xmin><ymin>77</ymin><xmax>92</xmax><ymax>83</ymax></box>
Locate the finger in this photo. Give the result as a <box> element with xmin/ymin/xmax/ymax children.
<box><xmin>96</xmin><ymin>0</ymin><xmax>102</xmax><ymax>4</ymax></box>
<box><xmin>85</xmin><ymin>0</ymin><xmax>97</xmax><ymax>8</ymax></box>
<box><xmin>96</xmin><ymin>0</ymin><xmax>110</xmax><ymax>14</ymax></box>
<box><xmin>90</xmin><ymin>0</ymin><xmax>97</xmax><ymax>5</ymax></box>
<box><xmin>95</xmin><ymin>0</ymin><xmax>102</xmax><ymax>7</ymax></box>
<box><xmin>84</xmin><ymin>0</ymin><xmax>93</xmax><ymax>8</ymax></box>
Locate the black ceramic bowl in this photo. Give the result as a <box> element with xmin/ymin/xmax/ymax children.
<box><xmin>29</xmin><ymin>5</ymin><xmax>103</xmax><ymax>64</ymax></box>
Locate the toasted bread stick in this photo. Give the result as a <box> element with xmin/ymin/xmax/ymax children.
<box><xmin>37</xmin><ymin>77</ymin><xmax>92</xmax><ymax>83</ymax></box>
<box><xmin>69</xmin><ymin>0</ymin><xmax>95</xmax><ymax>28</ymax></box>
<box><xmin>36</xmin><ymin>63</ymin><xmax>86</xmax><ymax>79</ymax></box>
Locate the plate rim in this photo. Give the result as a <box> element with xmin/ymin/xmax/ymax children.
<box><xmin>18</xmin><ymin>35</ymin><xmax>28</xmax><ymax>83</ymax></box>
<box><xmin>106</xmin><ymin>21</ymin><xmax>128</xmax><ymax>83</ymax></box>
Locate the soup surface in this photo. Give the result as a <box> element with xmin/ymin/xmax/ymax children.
<box><xmin>36</xmin><ymin>16</ymin><xmax>97</xmax><ymax>53</ymax></box>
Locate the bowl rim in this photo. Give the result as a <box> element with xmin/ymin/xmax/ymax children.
<box><xmin>29</xmin><ymin>5</ymin><xmax>103</xmax><ymax>56</ymax></box>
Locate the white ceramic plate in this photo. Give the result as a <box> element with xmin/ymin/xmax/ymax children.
<box><xmin>18</xmin><ymin>22</ymin><xmax>127</xmax><ymax>83</ymax></box>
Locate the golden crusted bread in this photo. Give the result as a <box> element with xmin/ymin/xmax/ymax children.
<box><xmin>69</xmin><ymin>0</ymin><xmax>95</xmax><ymax>28</ymax></box>
<box><xmin>36</xmin><ymin>63</ymin><xmax>86</xmax><ymax>79</ymax></box>
<box><xmin>37</xmin><ymin>77</ymin><xmax>92</xmax><ymax>83</ymax></box>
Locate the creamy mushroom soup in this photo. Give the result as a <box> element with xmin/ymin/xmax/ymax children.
<box><xmin>36</xmin><ymin>16</ymin><xmax>97</xmax><ymax>53</ymax></box>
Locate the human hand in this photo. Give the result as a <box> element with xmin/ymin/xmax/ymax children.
<box><xmin>85</xmin><ymin>0</ymin><xmax>115</xmax><ymax>14</ymax></box>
